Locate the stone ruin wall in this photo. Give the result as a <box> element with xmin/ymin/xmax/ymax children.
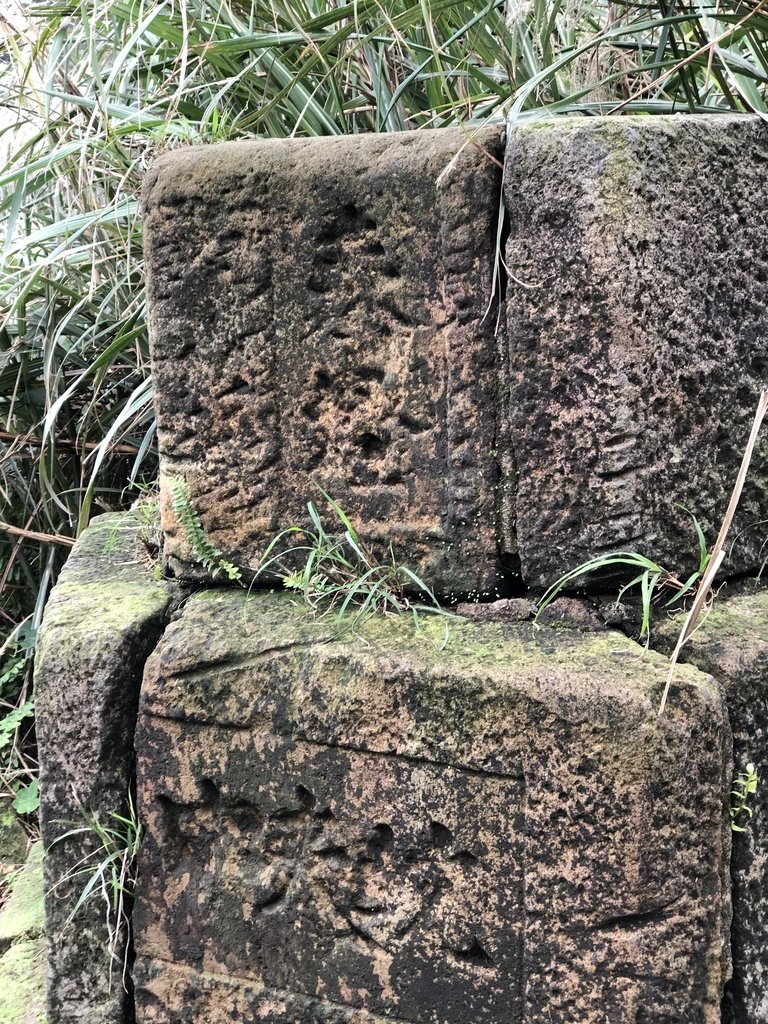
<box><xmin>34</xmin><ymin>116</ymin><xmax>768</xmax><ymax>1024</ymax></box>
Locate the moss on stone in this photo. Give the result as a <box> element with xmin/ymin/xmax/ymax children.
<box><xmin>0</xmin><ymin>938</ymin><xmax>47</xmax><ymax>1024</ymax></box>
<box><xmin>0</xmin><ymin>843</ymin><xmax>44</xmax><ymax>945</ymax></box>
<box><xmin>0</xmin><ymin>844</ymin><xmax>46</xmax><ymax>1024</ymax></box>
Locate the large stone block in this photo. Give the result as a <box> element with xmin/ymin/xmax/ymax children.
<box><xmin>504</xmin><ymin>115</ymin><xmax>768</xmax><ymax>587</ymax></box>
<box><xmin>134</xmin><ymin>591</ymin><xmax>731</xmax><ymax>1023</ymax></box>
<box><xmin>35</xmin><ymin>514</ymin><xmax>173</xmax><ymax>1024</ymax></box>
<box><xmin>143</xmin><ymin>128</ymin><xmax>506</xmax><ymax>598</ymax></box>
<box><xmin>655</xmin><ymin>586</ymin><xmax>768</xmax><ymax>1024</ymax></box>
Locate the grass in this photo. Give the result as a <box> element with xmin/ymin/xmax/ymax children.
<box><xmin>534</xmin><ymin>388</ymin><xmax>768</xmax><ymax>714</ymax></box>
<box><xmin>534</xmin><ymin>505</ymin><xmax>711</xmax><ymax>644</ymax></box>
<box><xmin>1</xmin><ymin>0</ymin><xmax>768</xmax><ymax>800</ymax></box>
<box><xmin>49</xmin><ymin>790</ymin><xmax>142</xmax><ymax>991</ymax></box>
<box><xmin>253</xmin><ymin>488</ymin><xmax>452</xmax><ymax>631</ymax></box>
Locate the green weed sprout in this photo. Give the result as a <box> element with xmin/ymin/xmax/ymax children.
<box><xmin>535</xmin><ymin>507</ymin><xmax>711</xmax><ymax>643</ymax></box>
<box><xmin>254</xmin><ymin>488</ymin><xmax>452</xmax><ymax>632</ymax></box>
<box><xmin>731</xmin><ymin>763</ymin><xmax>759</xmax><ymax>833</ymax></box>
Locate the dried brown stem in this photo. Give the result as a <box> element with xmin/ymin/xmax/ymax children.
<box><xmin>659</xmin><ymin>387</ymin><xmax>768</xmax><ymax>715</ymax></box>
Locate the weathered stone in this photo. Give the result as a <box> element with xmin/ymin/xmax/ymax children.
<box><xmin>0</xmin><ymin>940</ymin><xmax>47</xmax><ymax>1024</ymax></box>
<box><xmin>455</xmin><ymin>597</ymin><xmax>535</xmax><ymax>622</ymax></box>
<box><xmin>134</xmin><ymin>590</ymin><xmax>731</xmax><ymax>1023</ymax></box>
<box><xmin>655</xmin><ymin>586</ymin><xmax>768</xmax><ymax>1024</ymax></box>
<box><xmin>143</xmin><ymin>128</ymin><xmax>507</xmax><ymax>599</ymax></box>
<box><xmin>0</xmin><ymin>843</ymin><xmax>43</xmax><ymax>949</ymax></box>
<box><xmin>534</xmin><ymin>595</ymin><xmax>605</xmax><ymax>631</ymax></box>
<box><xmin>0</xmin><ymin>843</ymin><xmax>47</xmax><ymax>1024</ymax></box>
<box><xmin>35</xmin><ymin>514</ymin><xmax>174</xmax><ymax>1024</ymax></box>
<box><xmin>504</xmin><ymin>115</ymin><xmax>768</xmax><ymax>587</ymax></box>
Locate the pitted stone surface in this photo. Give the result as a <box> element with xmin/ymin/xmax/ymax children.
<box><xmin>504</xmin><ymin>115</ymin><xmax>768</xmax><ymax>586</ymax></box>
<box><xmin>143</xmin><ymin>129</ymin><xmax>506</xmax><ymax>598</ymax></box>
<box><xmin>134</xmin><ymin>590</ymin><xmax>731</xmax><ymax>1023</ymax></box>
<box><xmin>35</xmin><ymin>514</ymin><xmax>173</xmax><ymax>1024</ymax></box>
<box><xmin>655</xmin><ymin>587</ymin><xmax>768</xmax><ymax>1024</ymax></box>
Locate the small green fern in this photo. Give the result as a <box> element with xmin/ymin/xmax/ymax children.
<box><xmin>168</xmin><ymin>477</ymin><xmax>241</xmax><ymax>582</ymax></box>
<box><xmin>731</xmin><ymin>762</ymin><xmax>759</xmax><ymax>833</ymax></box>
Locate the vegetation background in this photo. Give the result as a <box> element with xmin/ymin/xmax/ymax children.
<box><xmin>1</xmin><ymin>0</ymin><xmax>767</xmax><ymax>816</ymax></box>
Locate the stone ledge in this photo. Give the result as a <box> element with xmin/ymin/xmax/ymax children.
<box><xmin>135</xmin><ymin>590</ymin><xmax>731</xmax><ymax>1024</ymax></box>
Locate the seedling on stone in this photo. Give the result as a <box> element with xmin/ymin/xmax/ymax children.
<box><xmin>254</xmin><ymin>488</ymin><xmax>453</xmax><ymax>632</ymax></box>
<box><xmin>534</xmin><ymin>505</ymin><xmax>711</xmax><ymax>645</ymax></box>
<box><xmin>731</xmin><ymin>763</ymin><xmax>759</xmax><ymax>833</ymax></box>
<box><xmin>168</xmin><ymin>477</ymin><xmax>241</xmax><ymax>582</ymax></box>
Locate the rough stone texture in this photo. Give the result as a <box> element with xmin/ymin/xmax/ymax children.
<box><xmin>655</xmin><ymin>587</ymin><xmax>768</xmax><ymax>1024</ymax></box>
<box><xmin>143</xmin><ymin>129</ymin><xmax>507</xmax><ymax>599</ymax></box>
<box><xmin>35</xmin><ymin>514</ymin><xmax>174</xmax><ymax>1024</ymax></box>
<box><xmin>134</xmin><ymin>590</ymin><xmax>731</xmax><ymax>1023</ymax></box>
<box><xmin>504</xmin><ymin>115</ymin><xmax>768</xmax><ymax>587</ymax></box>
<box><xmin>0</xmin><ymin>843</ymin><xmax>44</xmax><ymax>949</ymax></box>
<box><xmin>0</xmin><ymin>843</ymin><xmax>47</xmax><ymax>1024</ymax></box>
<box><xmin>455</xmin><ymin>597</ymin><xmax>534</xmax><ymax>622</ymax></box>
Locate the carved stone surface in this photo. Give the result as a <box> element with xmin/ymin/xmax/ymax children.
<box><xmin>143</xmin><ymin>128</ymin><xmax>507</xmax><ymax>599</ymax></box>
<box><xmin>504</xmin><ymin>115</ymin><xmax>768</xmax><ymax>587</ymax></box>
<box><xmin>134</xmin><ymin>590</ymin><xmax>731</xmax><ymax>1023</ymax></box>
<box><xmin>35</xmin><ymin>514</ymin><xmax>173</xmax><ymax>1024</ymax></box>
<box><xmin>656</xmin><ymin>586</ymin><xmax>768</xmax><ymax>1024</ymax></box>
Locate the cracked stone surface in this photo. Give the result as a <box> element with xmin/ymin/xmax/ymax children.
<box><xmin>35</xmin><ymin>514</ymin><xmax>174</xmax><ymax>1024</ymax></box>
<box><xmin>143</xmin><ymin>128</ymin><xmax>507</xmax><ymax>599</ymax></box>
<box><xmin>655</xmin><ymin>586</ymin><xmax>768</xmax><ymax>1024</ymax></box>
<box><xmin>133</xmin><ymin>590</ymin><xmax>731</xmax><ymax>1023</ymax></box>
<box><xmin>504</xmin><ymin>114</ymin><xmax>768</xmax><ymax>587</ymax></box>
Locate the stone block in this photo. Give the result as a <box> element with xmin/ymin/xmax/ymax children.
<box><xmin>143</xmin><ymin>128</ymin><xmax>506</xmax><ymax>599</ymax></box>
<box><xmin>35</xmin><ymin>514</ymin><xmax>173</xmax><ymax>1024</ymax></box>
<box><xmin>134</xmin><ymin>590</ymin><xmax>731</xmax><ymax>1023</ymax></box>
<box><xmin>504</xmin><ymin>115</ymin><xmax>768</xmax><ymax>587</ymax></box>
<box><xmin>655</xmin><ymin>586</ymin><xmax>768</xmax><ymax>1024</ymax></box>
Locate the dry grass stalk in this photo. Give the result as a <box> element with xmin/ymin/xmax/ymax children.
<box><xmin>659</xmin><ymin>387</ymin><xmax>768</xmax><ymax>715</ymax></box>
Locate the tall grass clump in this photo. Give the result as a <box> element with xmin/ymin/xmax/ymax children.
<box><xmin>1</xmin><ymin>0</ymin><xmax>768</xmax><ymax>806</ymax></box>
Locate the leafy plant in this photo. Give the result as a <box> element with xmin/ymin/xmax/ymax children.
<box><xmin>255</xmin><ymin>488</ymin><xmax>451</xmax><ymax>631</ymax></box>
<box><xmin>50</xmin><ymin>791</ymin><xmax>143</xmax><ymax>990</ymax></box>
<box><xmin>168</xmin><ymin>477</ymin><xmax>241</xmax><ymax>581</ymax></box>
<box><xmin>731</xmin><ymin>762</ymin><xmax>759</xmax><ymax>833</ymax></box>
<box><xmin>0</xmin><ymin>625</ymin><xmax>39</xmax><ymax>813</ymax></box>
<box><xmin>534</xmin><ymin>506</ymin><xmax>711</xmax><ymax>643</ymax></box>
